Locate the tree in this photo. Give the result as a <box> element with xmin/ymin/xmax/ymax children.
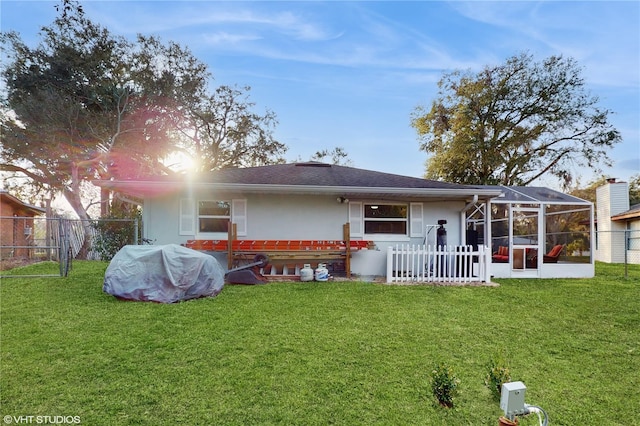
<box><xmin>569</xmin><ymin>174</ymin><xmax>640</xmax><ymax>207</ymax></box>
<box><xmin>181</xmin><ymin>85</ymin><xmax>287</xmax><ymax>172</ymax></box>
<box><xmin>310</xmin><ymin>147</ymin><xmax>353</xmax><ymax>166</ymax></box>
<box><xmin>629</xmin><ymin>174</ymin><xmax>640</xmax><ymax>206</ymax></box>
<box><xmin>1</xmin><ymin>0</ymin><xmax>286</xmax><ymax>225</ymax></box>
<box><xmin>411</xmin><ymin>53</ymin><xmax>621</xmax><ymax>188</ymax></box>
<box><xmin>1</xmin><ymin>2</ymin><xmax>200</xmax><ymax>223</ymax></box>
<box><xmin>568</xmin><ymin>176</ymin><xmax>608</xmax><ymax>204</ymax></box>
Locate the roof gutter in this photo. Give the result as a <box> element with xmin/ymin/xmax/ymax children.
<box><xmin>211</xmin><ymin>183</ymin><xmax>502</xmax><ymax>197</ymax></box>
<box><xmin>93</xmin><ymin>180</ymin><xmax>503</xmax><ymax>199</ymax></box>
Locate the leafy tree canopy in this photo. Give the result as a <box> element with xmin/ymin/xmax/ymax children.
<box><xmin>310</xmin><ymin>147</ymin><xmax>353</xmax><ymax>166</ymax></box>
<box><xmin>630</xmin><ymin>175</ymin><xmax>640</xmax><ymax>206</ymax></box>
<box><xmin>569</xmin><ymin>174</ymin><xmax>640</xmax><ymax>207</ymax></box>
<box><xmin>411</xmin><ymin>52</ymin><xmax>621</xmax><ymax>188</ymax></box>
<box><xmin>0</xmin><ymin>0</ymin><xmax>286</xmax><ymax>220</ymax></box>
<box><xmin>183</xmin><ymin>84</ymin><xmax>286</xmax><ymax>172</ymax></box>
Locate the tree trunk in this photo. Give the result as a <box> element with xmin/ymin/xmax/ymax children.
<box><xmin>100</xmin><ymin>187</ymin><xmax>110</xmax><ymax>217</ymax></box>
<box><xmin>63</xmin><ymin>166</ymin><xmax>93</xmax><ymax>259</ymax></box>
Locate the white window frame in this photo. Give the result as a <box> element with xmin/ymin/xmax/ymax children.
<box><xmin>183</xmin><ymin>198</ymin><xmax>246</xmax><ymax>237</ymax></box>
<box><xmin>362</xmin><ymin>202</ymin><xmax>410</xmax><ymax>240</ymax></box>
<box><xmin>197</xmin><ymin>200</ymin><xmax>232</xmax><ymax>235</ymax></box>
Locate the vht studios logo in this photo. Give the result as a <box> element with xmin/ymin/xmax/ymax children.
<box><xmin>3</xmin><ymin>416</ymin><xmax>81</xmax><ymax>424</ymax></box>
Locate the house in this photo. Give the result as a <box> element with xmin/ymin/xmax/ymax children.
<box><xmin>595</xmin><ymin>179</ymin><xmax>640</xmax><ymax>264</ymax></box>
<box><xmin>94</xmin><ymin>162</ymin><xmax>594</xmax><ymax>280</ymax></box>
<box><xmin>0</xmin><ymin>190</ymin><xmax>46</xmax><ymax>258</ymax></box>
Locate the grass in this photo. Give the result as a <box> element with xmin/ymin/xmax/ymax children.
<box><xmin>1</xmin><ymin>261</ymin><xmax>638</xmax><ymax>425</ymax></box>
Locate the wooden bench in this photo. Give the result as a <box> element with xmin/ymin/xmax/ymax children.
<box><xmin>184</xmin><ymin>223</ymin><xmax>375</xmax><ymax>278</ymax></box>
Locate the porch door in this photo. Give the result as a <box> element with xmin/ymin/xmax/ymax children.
<box><xmin>510</xmin><ymin>206</ymin><xmax>541</xmax><ymax>277</ymax></box>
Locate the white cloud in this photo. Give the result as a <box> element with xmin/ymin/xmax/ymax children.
<box><xmin>89</xmin><ymin>2</ymin><xmax>341</xmax><ymax>41</ymax></box>
<box><xmin>449</xmin><ymin>1</ymin><xmax>639</xmax><ymax>88</ymax></box>
<box><xmin>203</xmin><ymin>31</ymin><xmax>262</xmax><ymax>45</ymax></box>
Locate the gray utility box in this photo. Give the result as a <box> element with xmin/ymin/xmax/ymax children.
<box><xmin>500</xmin><ymin>381</ymin><xmax>527</xmax><ymax>418</ymax></box>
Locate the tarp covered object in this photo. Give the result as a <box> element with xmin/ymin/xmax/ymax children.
<box><xmin>103</xmin><ymin>244</ymin><xmax>225</xmax><ymax>303</ymax></box>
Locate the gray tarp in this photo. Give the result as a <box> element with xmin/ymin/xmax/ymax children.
<box><xmin>103</xmin><ymin>244</ymin><xmax>225</xmax><ymax>303</ymax></box>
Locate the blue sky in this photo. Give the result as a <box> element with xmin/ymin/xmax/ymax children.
<box><xmin>2</xmin><ymin>1</ymin><xmax>639</xmax><ymax>188</ymax></box>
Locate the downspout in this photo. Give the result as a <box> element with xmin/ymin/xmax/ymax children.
<box><xmin>460</xmin><ymin>195</ymin><xmax>478</xmax><ymax>245</ymax></box>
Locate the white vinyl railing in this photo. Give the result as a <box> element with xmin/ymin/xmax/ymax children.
<box><xmin>386</xmin><ymin>244</ymin><xmax>491</xmax><ymax>283</ymax></box>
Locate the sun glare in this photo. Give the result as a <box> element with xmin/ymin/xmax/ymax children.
<box><xmin>166</xmin><ymin>152</ymin><xmax>197</xmax><ymax>174</ymax></box>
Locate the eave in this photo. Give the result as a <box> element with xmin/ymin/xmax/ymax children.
<box><xmin>93</xmin><ymin>180</ymin><xmax>503</xmax><ymax>202</ymax></box>
<box><xmin>0</xmin><ymin>191</ymin><xmax>46</xmax><ymax>215</ymax></box>
<box><xmin>611</xmin><ymin>211</ymin><xmax>640</xmax><ymax>221</ymax></box>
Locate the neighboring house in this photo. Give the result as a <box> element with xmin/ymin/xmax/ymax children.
<box><xmin>0</xmin><ymin>190</ymin><xmax>46</xmax><ymax>258</ymax></box>
<box><xmin>94</xmin><ymin>162</ymin><xmax>594</xmax><ymax>279</ymax></box>
<box><xmin>595</xmin><ymin>179</ymin><xmax>640</xmax><ymax>264</ymax></box>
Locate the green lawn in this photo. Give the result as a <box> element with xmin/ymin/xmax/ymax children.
<box><xmin>1</xmin><ymin>261</ymin><xmax>638</xmax><ymax>425</ymax></box>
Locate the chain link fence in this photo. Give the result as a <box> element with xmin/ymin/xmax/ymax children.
<box><xmin>595</xmin><ymin>229</ymin><xmax>640</xmax><ymax>280</ymax></box>
<box><xmin>3</xmin><ymin>216</ymin><xmax>637</xmax><ymax>279</ymax></box>
<box><xmin>1</xmin><ymin>217</ymin><xmax>139</xmax><ymax>277</ymax></box>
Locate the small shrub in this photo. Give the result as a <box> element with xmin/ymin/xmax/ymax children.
<box><xmin>92</xmin><ymin>202</ymin><xmax>148</xmax><ymax>261</ymax></box>
<box><xmin>485</xmin><ymin>351</ymin><xmax>512</xmax><ymax>400</ymax></box>
<box><xmin>430</xmin><ymin>362</ymin><xmax>460</xmax><ymax>408</ymax></box>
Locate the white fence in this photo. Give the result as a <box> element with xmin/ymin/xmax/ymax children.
<box><xmin>386</xmin><ymin>244</ymin><xmax>491</xmax><ymax>284</ymax></box>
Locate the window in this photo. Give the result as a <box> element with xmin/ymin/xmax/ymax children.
<box><xmin>364</xmin><ymin>204</ymin><xmax>407</xmax><ymax>235</ymax></box>
<box><xmin>198</xmin><ymin>200</ymin><xmax>230</xmax><ymax>233</ymax></box>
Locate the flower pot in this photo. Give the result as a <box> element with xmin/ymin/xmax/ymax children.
<box><xmin>498</xmin><ymin>416</ymin><xmax>518</xmax><ymax>426</ymax></box>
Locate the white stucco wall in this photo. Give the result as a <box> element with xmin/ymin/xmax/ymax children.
<box><xmin>142</xmin><ymin>191</ymin><xmax>468</xmax><ymax>277</ymax></box>
<box><xmin>142</xmin><ymin>194</ymin><xmax>181</xmax><ymax>245</ymax></box>
<box><xmin>243</xmin><ymin>193</ymin><xmax>347</xmax><ymax>240</ymax></box>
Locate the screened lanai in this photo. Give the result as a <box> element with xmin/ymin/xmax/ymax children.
<box><xmin>465</xmin><ymin>186</ymin><xmax>594</xmax><ymax>278</ymax></box>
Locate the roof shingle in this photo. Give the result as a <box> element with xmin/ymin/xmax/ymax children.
<box><xmin>196</xmin><ymin>162</ymin><xmax>481</xmax><ymax>190</ymax></box>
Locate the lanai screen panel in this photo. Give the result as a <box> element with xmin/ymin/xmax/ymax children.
<box><xmin>469</xmin><ymin>185</ymin><xmax>593</xmax><ymax>265</ymax></box>
<box><xmin>545</xmin><ymin>204</ymin><xmax>592</xmax><ymax>263</ymax></box>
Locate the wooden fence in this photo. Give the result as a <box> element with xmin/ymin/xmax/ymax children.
<box><xmin>386</xmin><ymin>244</ymin><xmax>491</xmax><ymax>283</ymax></box>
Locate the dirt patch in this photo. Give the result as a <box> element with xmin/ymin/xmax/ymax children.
<box><xmin>0</xmin><ymin>257</ymin><xmax>42</xmax><ymax>271</ymax></box>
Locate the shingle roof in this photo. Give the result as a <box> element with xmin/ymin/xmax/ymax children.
<box><xmin>93</xmin><ymin>162</ymin><xmax>503</xmax><ymax>200</ymax></box>
<box><xmin>196</xmin><ymin>162</ymin><xmax>479</xmax><ymax>190</ymax></box>
<box><xmin>611</xmin><ymin>203</ymin><xmax>640</xmax><ymax>221</ymax></box>
<box><xmin>0</xmin><ymin>190</ymin><xmax>46</xmax><ymax>215</ymax></box>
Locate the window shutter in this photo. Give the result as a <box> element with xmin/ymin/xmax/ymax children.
<box><xmin>232</xmin><ymin>199</ymin><xmax>247</xmax><ymax>236</ymax></box>
<box><xmin>179</xmin><ymin>198</ymin><xmax>195</xmax><ymax>236</ymax></box>
<box><xmin>348</xmin><ymin>202</ymin><xmax>363</xmax><ymax>237</ymax></box>
<box><xmin>410</xmin><ymin>202</ymin><xmax>424</xmax><ymax>237</ymax></box>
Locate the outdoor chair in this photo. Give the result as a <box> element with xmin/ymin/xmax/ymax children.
<box><xmin>543</xmin><ymin>244</ymin><xmax>565</xmax><ymax>263</ymax></box>
<box><xmin>492</xmin><ymin>246</ymin><xmax>509</xmax><ymax>263</ymax></box>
